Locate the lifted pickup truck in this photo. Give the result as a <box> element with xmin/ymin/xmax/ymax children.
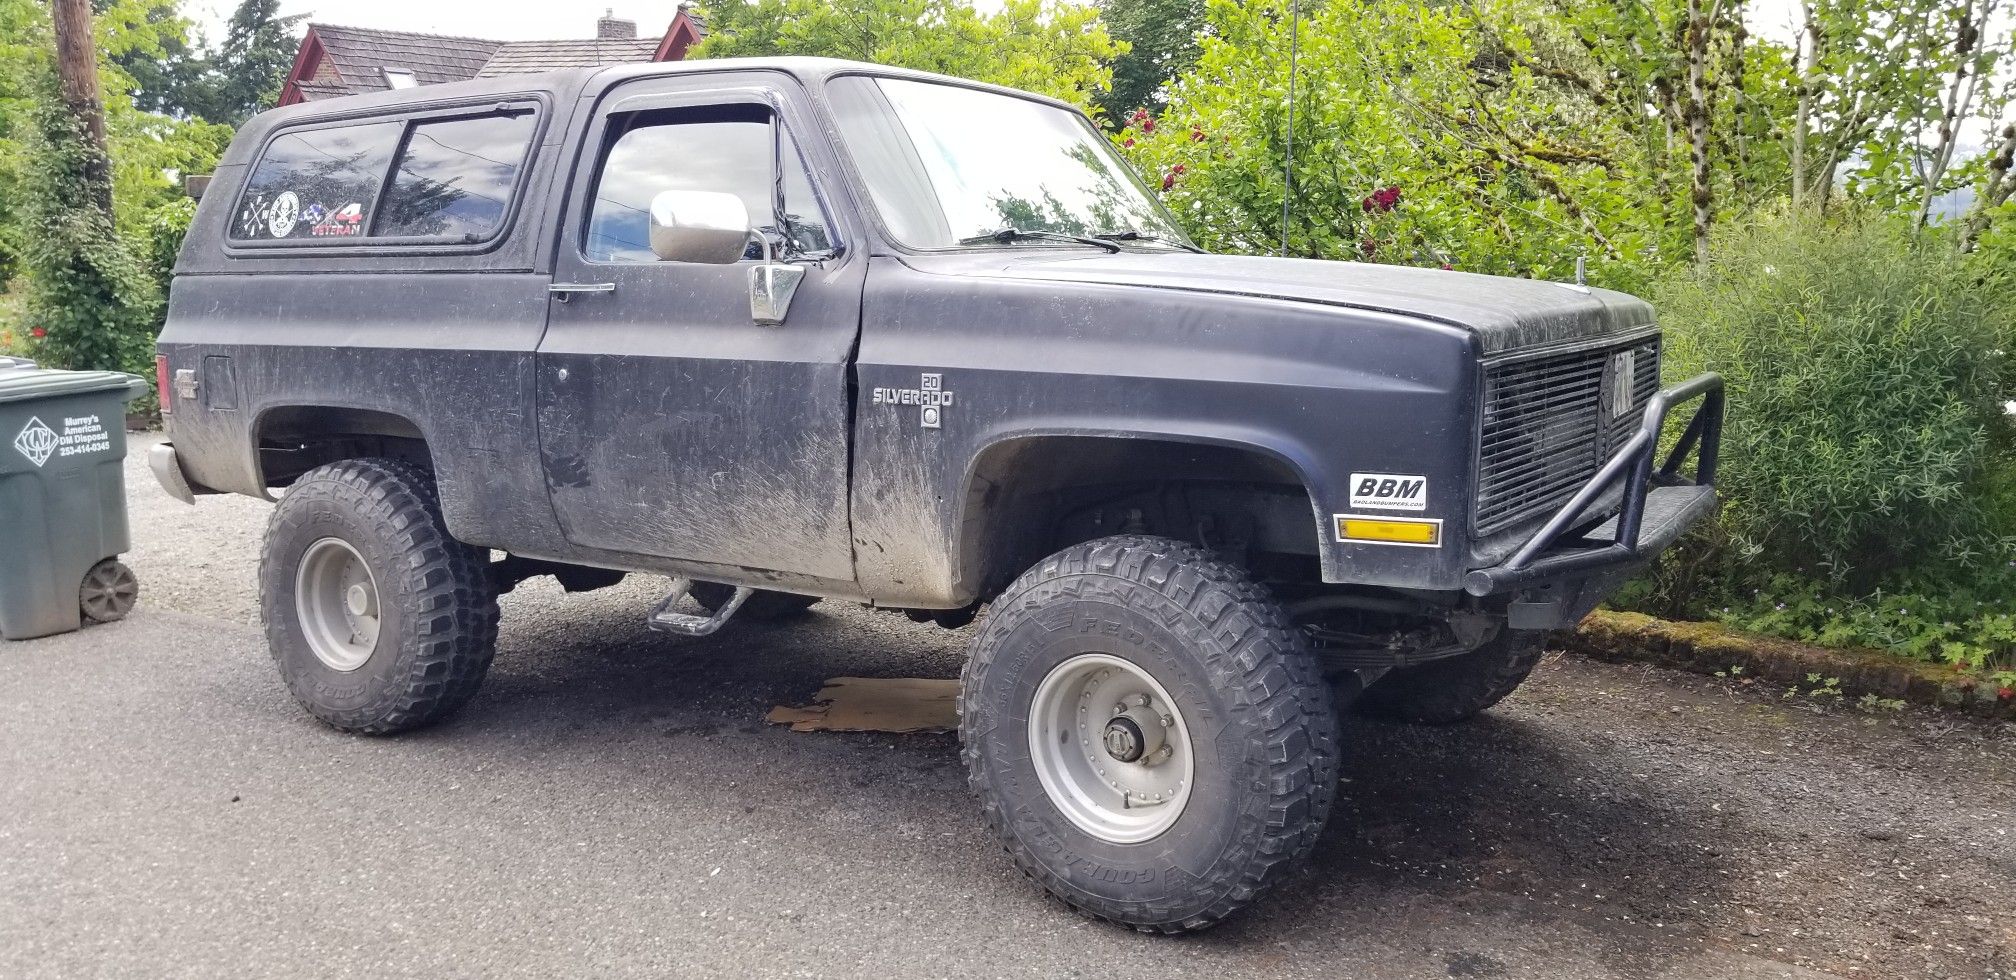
<box><xmin>154</xmin><ymin>57</ymin><xmax>1722</xmax><ymax>932</ymax></box>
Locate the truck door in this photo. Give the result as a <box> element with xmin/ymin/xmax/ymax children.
<box><xmin>536</xmin><ymin>75</ymin><xmax>863</xmax><ymax>580</ymax></box>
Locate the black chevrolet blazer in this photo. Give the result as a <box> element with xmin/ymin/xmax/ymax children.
<box><xmin>153</xmin><ymin>56</ymin><xmax>1723</xmax><ymax>933</ymax></box>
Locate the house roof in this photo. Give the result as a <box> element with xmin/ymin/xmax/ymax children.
<box><xmin>278</xmin><ymin>8</ymin><xmax>712</xmax><ymax>107</ymax></box>
<box><xmin>301</xmin><ymin>24</ymin><xmax>504</xmax><ymax>99</ymax></box>
<box><xmin>476</xmin><ymin>38</ymin><xmax>662</xmax><ymax>77</ymax></box>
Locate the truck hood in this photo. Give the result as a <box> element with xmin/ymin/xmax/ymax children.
<box><xmin>903</xmin><ymin>250</ymin><xmax>1654</xmax><ymax>354</ymax></box>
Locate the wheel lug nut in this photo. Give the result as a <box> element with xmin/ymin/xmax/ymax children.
<box><xmin>1159</xmin><ymin>713</ymin><xmax>1174</xmax><ymax>728</ymax></box>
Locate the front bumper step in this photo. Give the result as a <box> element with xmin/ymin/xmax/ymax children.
<box><xmin>1463</xmin><ymin>372</ymin><xmax>1725</xmax><ymax>597</ymax></box>
<box><xmin>1464</xmin><ymin>483</ymin><xmax>1716</xmax><ymax>595</ymax></box>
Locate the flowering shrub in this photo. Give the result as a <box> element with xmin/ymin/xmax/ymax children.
<box><xmin>1113</xmin><ymin>0</ymin><xmax>1658</xmax><ymax>287</ymax></box>
<box><xmin>1616</xmin><ymin>211</ymin><xmax>2016</xmax><ymax>685</ymax></box>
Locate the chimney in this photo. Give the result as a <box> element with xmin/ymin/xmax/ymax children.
<box><xmin>597</xmin><ymin>8</ymin><xmax>636</xmax><ymax>39</ymax></box>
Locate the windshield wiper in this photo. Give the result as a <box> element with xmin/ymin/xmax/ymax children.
<box><xmin>957</xmin><ymin>227</ymin><xmax>1122</xmax><ymax>253</ymax></box>
<box><xmin>1092</xmin><ymin>230</ymin><xmax>1205</xmax><ymax>253</ymax></box>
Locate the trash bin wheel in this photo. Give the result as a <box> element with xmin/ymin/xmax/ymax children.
<box><xmin>80</xmin><ymin>559</ymin><xmax>139</xmax><ymax>624</ymax></box>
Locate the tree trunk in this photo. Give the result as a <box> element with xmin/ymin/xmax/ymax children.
<box><xmin>1913</xmin><ymin>0</ymin><xmax>1984</xmax><ymax>230</ymax></box>
<box><xmin>1791</xmin><ymin>0</ymin><xmax>1818</xmax><ymax>207</ymax></box>
<box><xmin>1958</xmin><ymin>124</ymin><xmax>2016</xmax><ymax>253</ymax></box>
<box><xmin>50</xmin><ymin>0</ymin><xmax>111</xmax><ymax>216</ymax></box>
<box><xmin>1687</xmin><ymin>0</ymin><xmax>1714</xmax><ymax>266</ymax></box>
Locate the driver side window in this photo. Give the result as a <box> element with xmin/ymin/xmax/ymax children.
<box><xmin>584</xmin><ymin>104</ymin><xmax>831</xmax><ymax>263</ymax></box>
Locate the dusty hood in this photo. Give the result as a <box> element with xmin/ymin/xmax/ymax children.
<box><xmin>904</xmin><ymin>250</ymin><xmax>1654</xmax><ymax>354</ymax></box>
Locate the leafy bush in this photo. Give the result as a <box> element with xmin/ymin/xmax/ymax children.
<box><xmin>1654</xmin><ymin>209</ymin><xmax>2016</xmax><ymax>583</ymax></box>
<box><xmin>16</xmin><ymin>87</ymin><xmax>158</xmax><ymax>375</ymax></box>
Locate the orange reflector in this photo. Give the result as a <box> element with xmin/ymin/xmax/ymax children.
<box><xmin>1335</xmin><ymin>516</ymin><xmax>1442</xmax><ymax>546</ymax></box>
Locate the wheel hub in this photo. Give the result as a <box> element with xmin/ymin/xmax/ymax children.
<box><xmin>1027</xmin><ymin>654</ymin><xmax>1195</xmax><ymax>844</ymax></box>
<box><xmin>295</xmin><ymin>537</ymin><xmax>381</xmax><ymax>672</ymax></box>
<box><xmin>1102</xmin><ymin>716</ymin><xmax>1145</xmax><ymax>762</ymax></box>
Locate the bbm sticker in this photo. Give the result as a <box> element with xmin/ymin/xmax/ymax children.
<box><xmin>1348</xmin><ymin>473</ymin><xmax>1428</xmax><ymax>512</ymax></box>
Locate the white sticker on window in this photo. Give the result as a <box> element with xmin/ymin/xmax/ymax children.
<box><xmin>1348</xmin><ymin>473</ymin><xmax>1429</xmax><ymax>512</ymax></box>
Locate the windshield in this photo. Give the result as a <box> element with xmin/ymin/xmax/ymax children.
<box><xmin>828</xmin><ymin>76</ymin><xmax>1192</xmax><ymax>251</ymax></box>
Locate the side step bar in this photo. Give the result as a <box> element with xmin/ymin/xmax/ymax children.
<box><xmin>646</xmin><ymin>577</ymin><xmax>751</xmax><ymax>637</ymax></box>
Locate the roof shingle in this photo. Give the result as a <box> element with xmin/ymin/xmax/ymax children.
<box><xmin>476</xmin><ymin>38</ymin><xmax>661</xmax><ymax>77</ymax></box>
<box><xmin>309</xmin><ymin>24</ymin><xmax>503</xmax><ymax>95</ymax></box>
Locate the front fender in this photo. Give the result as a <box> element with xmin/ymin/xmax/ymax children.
<box><xmin>849</xmin><ymin>258</ymin><xmax>1482</xmax><ymax>606</ymax></box>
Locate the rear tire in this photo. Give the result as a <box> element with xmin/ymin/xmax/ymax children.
<box><xmin>1353</xmin><ymin>629</ymin><xmax>1547</xmax><ymax>725</ymax></box>
<box><xmin>689</xmin><ymin>582</ymin><xmax>820</xmax><ymax>620</ymax></box>
<box><xmin>961</xmin><ymin>535</ymin><xmax>1338</xmax><ymax>933</ymax></box>
<box><xmin>260</xmin><ymin>459</ymin><xmax>499</xmax><ymax>734</ymax></box>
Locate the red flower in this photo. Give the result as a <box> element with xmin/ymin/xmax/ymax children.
<box><xmin>1190</xmin><ymin>128</ymin><xmax>1206</xmax><ymax>142</ymax></box>
<box><xmin>1132</xmin><ymin>109</ymin><xmax>1149</xmax><ymax>121</ymax></box>
<box><xmin>29</xmin><ymin>326</ymin><xmax>46</xmax><ymax>339</ymax></box>
<box><xmin>1359</xmin><ymin>238</ymin><xmax>1378</xmax><ymax>258</ymax></box>
<box><xmin>1362</xmin><ymin>185</ymin><xmax>1404</xmax><ymax>213</ymax></box>
<box><xmin>1999</xmin><ymin>687</ymin><xmax>2014</xmax><ymax>700</ymax></box>
<box><xmin>1122</xmin><ymin>138</ymin><xmax>1135</xmax><ymax>148</ymax></box>
<box><xmin>1172</xmin><ymin>164</ymin><xmax>1186</xmax><ymax>174</ymax></box>
<box><xmin>1440</xmin><ymin>262</ymin><xmax>1454</xmax><ymax>271</ymax></box>
<box><xmin>1161</xmin><ymin>173</ymin><xmax>1176</xmax><ymax>191</ymax></box>
<box><xmin>1141</xmin><ymin>118</ymin><xmax>1156</xmax><ymax>133</ymax></box>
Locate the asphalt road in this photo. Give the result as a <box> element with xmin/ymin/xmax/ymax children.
<box><xmin>2</xmin><ymin>435</ymin><xmax>2012</xmax><ymax>979</ymax></box>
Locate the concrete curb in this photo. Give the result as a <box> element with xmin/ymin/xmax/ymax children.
<box><xmin>1564</xmin><ymin>610</ymin><xmax>2015</xmax><ymax>720</ymax></box>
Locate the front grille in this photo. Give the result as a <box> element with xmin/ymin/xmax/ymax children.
<box><xmin>1475</xmin><ymin>336</ymin><xmax>1660</xmax><ymax>536</ymax></box>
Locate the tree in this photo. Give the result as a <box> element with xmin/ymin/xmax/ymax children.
<box><xmin>197</xmin><ymin>0</ymin><xmax>304</xmax><ymax>124</ymax></box>
<box><xmin>692</xmin><ymin>0</ymin><xmax>1122</xmax><ymax>113</ymax></box>
<box><xmin>19</xmin><ymin>0</ymin><xmax>157</xmax><ymax>372</ymax></box>
<box><xmin>1092</xmin><ymin>0</ymin><xmax>1205</xmax><ymax>125</ymax></box>
<box><xmin>1126</xmin><ymin>0</ymin><xmax>1663</xmax><ymax>283</ymax></box>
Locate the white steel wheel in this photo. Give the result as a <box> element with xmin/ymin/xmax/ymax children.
<box><xmin>294</xmin><ymin>537</ymin><xmax>381</xmax><ymax>672</ymax></box>
<box><xmin>1026</xmin><ymin>652</ymin><xmax>1195</xmax><ymax>844</ymax></box>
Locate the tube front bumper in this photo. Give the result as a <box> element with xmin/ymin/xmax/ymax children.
<box><xmin>1464</xmin><ymin>373</ymin><xmax>1724</xmax><ymax>598</ymax></box>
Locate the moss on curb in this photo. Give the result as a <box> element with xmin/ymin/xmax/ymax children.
<box><xmin>1565</xmin><ymin>610</ymin><xmax>2015</xmax><ymax>719</ymax></box>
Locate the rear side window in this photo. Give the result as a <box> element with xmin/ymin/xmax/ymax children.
<box><xmin>231</xmin><ymin>122</ymin><xmax>400</xmax><ymax>242</ymax></box>
<box><xmin>228</xmin><ymin>105</ymin><xmax>539</xmax><ymax>247</ymax></box>
<box><xmin>376</xmin><ymin>111</ymin><xmax>539</xmax><ymax>241</ymax></box>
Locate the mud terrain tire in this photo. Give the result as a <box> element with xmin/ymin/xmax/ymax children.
<box><xmin>1354</xmin><ymin>629</ymin><xmax>1547</xmax><ymax>725</ymax></box>
<box><xmin>961</xmin><ymin>535</ymin><xmax>1339</xmax><ymax>933</ymax></box>
<box><xmin>689</xmin><ymin>583</ymin><xmax>821</xmax><ymax>620</ymax></box>
<box><xmin>260</xmin><ymin>459</ymin><xmax>499</xmax><ymax>734</ymax></box>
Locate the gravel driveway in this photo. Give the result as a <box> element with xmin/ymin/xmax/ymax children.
<box><xmin>2</xmin><ymin>434</ymin><xmax>2011</xmax><ymax>979</ymax></box>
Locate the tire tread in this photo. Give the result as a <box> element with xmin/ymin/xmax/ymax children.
<box><xmin>960</xmin><ymin>535</ymin><xmax>1338</xmax><ymax>934</ymax></box>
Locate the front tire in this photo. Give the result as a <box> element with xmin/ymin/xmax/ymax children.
<box><xmin>260</xmin><ymin>459</ymin><xmax>499</xmax><ymax>734</ymax></box>
<box><xmin>1353</xmin><ymin>629</ymin><xmax>1547</xmax><ymax>725</ymax></box>
<box><xmin>961</xmin><ymin>535</ymin><xmax>1338</xmax><ymax>933</ymax></box>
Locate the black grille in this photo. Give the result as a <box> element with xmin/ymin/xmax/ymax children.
<box><xmin>1475</xmin><ymin>337</ymin><xmax>1660</xmax><ymax>536</ymax></box>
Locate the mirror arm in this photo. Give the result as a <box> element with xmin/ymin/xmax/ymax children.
<box><xmin>767</xmin><ymin>99</ymin><xmax>798</xmax><ymax>262</ymax></box>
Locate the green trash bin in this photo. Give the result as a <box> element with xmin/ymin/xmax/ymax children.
<box><xmin>0</xmin><ymin>357</ymin><xmax>149</xmax><ymax>640</ymax></box>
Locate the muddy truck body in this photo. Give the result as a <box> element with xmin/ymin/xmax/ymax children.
<box><xmin>154</xmin><ymin>57</ymin><xmax>1723</xmax><ymax>932</ymax></box>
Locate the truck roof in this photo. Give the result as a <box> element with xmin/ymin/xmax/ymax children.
<box><xmin>240</xmin><ymin>55</ymin><xmax>1080</xmax><ymax>135</ymax></box>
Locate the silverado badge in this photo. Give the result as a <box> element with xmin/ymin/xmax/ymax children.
<box><xmin>872</xmin><ymin>372</ymin><xmax>955</xmax><ymax>429</ymax></box>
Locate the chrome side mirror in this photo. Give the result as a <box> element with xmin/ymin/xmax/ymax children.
<box><xmin>648</xmin><ymin>190</ymin><xmax>752</xmax><ymax>264</ymax></box>
<box><xmin>646</xmin><ymin>188</ymin><xmax>803</xmax><ymax>326</ymax></box>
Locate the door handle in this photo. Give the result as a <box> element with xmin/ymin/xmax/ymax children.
<box><xmin>549</xmin><ymin>282</ymin><xmax>616</xmax><ymax>302</ymax></box>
